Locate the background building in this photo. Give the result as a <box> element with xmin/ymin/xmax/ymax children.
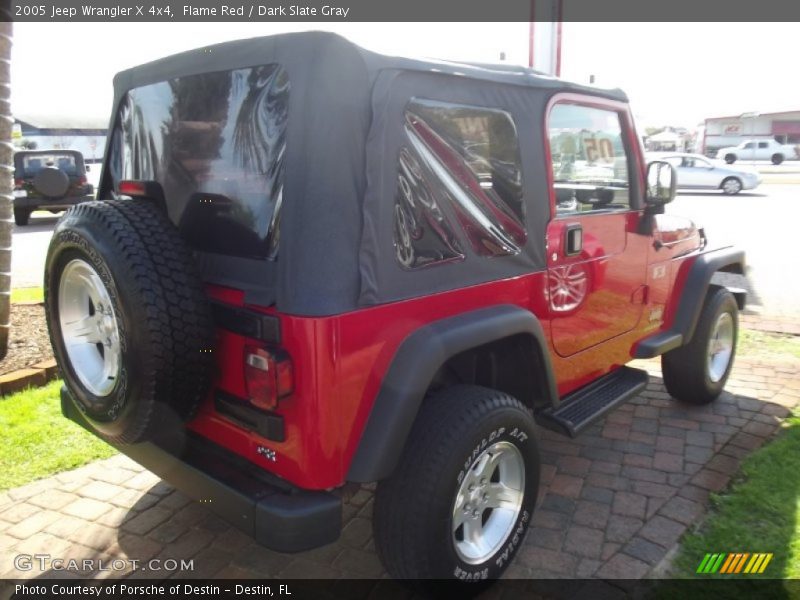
<box><xmin>703</xmin><ymin>110</ymin><xmax>800</xmax><ymax>156</ymax></box>
<box><xmin>13</xmin><ymin>114</ymin><xmax>107</xmax><ymax>163</ymax></box>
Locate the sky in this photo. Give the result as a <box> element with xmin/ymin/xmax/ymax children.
<box><xmin>10</xmin><ymin>22</ymin><xmax>800</xmax><ymax>130</ymax></box>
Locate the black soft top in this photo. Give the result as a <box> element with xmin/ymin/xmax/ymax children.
<box><xmin>101</xmin><ymin>32</ymin><xmax>630</xmax><ymax>316</ymax></box>
<box><xmin>110</xmin><ymin>31</ymin><xmax>626</xmax><ymax>101</ymax></box>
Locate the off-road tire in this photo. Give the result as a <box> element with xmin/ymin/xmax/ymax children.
<box><xmin>14</xmin><ymin>208</ymin><xmax>31</xmax><ymax>226</ymax></box>
<box><xmin>662</xmin><ymin>287</ymin><xmax>738</xmax><ymax>405</ymax></box>
<box><xmin>44</xmin><ymin>200</ymin><xmax>214</xmax><ymax>444</ymax></box>
<box><xmin>724</xmin><ymin>153</ymin><xmax>737</xmax><ymax>164</ymax></box>
<box><xmin>374</xmin><ymin>385</ymin><xmax>539</xmax><ymax>585</ymax></box>
<box><xmin>771</xmin><ymin>153</ymin><xmax>784</xmax><ymax>165</ymax></box>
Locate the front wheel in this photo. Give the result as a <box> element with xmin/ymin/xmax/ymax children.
<box><xmin>662</xmin><ymin>287</ymin><xmax>738</xmax><ymax>405</ymax></box>
<box><xmin>721</xmin><ymin>177</ymin><xmax>742</xmax><ymax>195</ymax></box>
<box><xmin>724</xmin><ymin>153</ymin><xmax>737</xmax><ymax>164</ymax></box>
<box><xmin>374</xmin><ymin>385</ymin><xmax>540</xmax><ymax>584</ymax></box>
<box><xmin>772</xmin><ymin>153</ymin><xmax>784</xmax><ymax>165</ymax></box>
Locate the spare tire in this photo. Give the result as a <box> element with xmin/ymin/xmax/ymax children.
<box><xmin>44</xmin><ymin>200</ymin><xmax>214</xmax><ymax>444</ymax></box>
<box><xmin>33</xmin><ymin>166</ymin><xmax>70</xmax><ymax>197</ymax></box>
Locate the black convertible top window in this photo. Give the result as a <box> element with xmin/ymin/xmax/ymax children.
<box><xmin>396</xmin><ymin>98</ymin><xmax>526</xmax><ymax>267</ymax></box>
<box><xmin>109</xmin><ymin>64</ymin><xmax>289</xmax><ymax>260</ymax></box>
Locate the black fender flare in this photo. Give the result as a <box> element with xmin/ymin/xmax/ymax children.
<box><xmin>346</xmin><ymin>304</ymin><xmax>557</xmax><ymax>482</ymax></box>
<box><xmin>635</xmin><ymin>246</ymin><xmax>746</xmax><ymax>359</ymax></box>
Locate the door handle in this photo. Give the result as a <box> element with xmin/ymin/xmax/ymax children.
<box><xmin>564</xmin><ymin>223</ymin><xmax>583</xmax><ymax>256</ymax></box>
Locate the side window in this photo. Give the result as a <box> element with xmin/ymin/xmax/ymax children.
<box><xmin>393</xmin><ymin>98</ymin><xmax>526</xmax><ymax>269</ymax></box>
<box><xmin>548</xmin><ymin>103</ymin><xmax>632</xmax><ymax>216</ymax></box>
<box><xmin>695</xmin><ymin>157</ymin><xmax>711</xmax><ymax>168</ymax></box>
<box><xmin>743</xmin><ymin>142</ymin><xmax>755</xmax><ymax>149</ymax></box>
<box><xmin>758</xmin><ymin>142</ymin><xmax>769</xmax><ymax>149</ymax></box>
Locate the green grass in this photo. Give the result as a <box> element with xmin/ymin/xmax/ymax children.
<box><xmin>0</xmin><ymin>380</ymin><xmax>116</xmax><ymax>490</ymax></box>
<box><xmin>667</xmin><ymin>412</ymin><xmax>800</xmax><ymax>593</ymax></box>
<box><xmin>738</xmin><ymin>329</ymin><xmax>800</xmax><ymax>361</ymax></box>
<box><xmin>10</xmin><ymin>287</ymin><xmax>44</xmax><ymax>303</ymax></box>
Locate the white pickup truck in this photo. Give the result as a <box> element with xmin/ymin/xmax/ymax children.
<box><xmin>716</xmin><ymin>139</ymin><xmax>799</xmax><ymax>165</ymax></box>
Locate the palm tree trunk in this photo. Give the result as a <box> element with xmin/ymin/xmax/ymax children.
<box><xmin>0</xmin><ymin>20</ymin><xmax>12</xmax><ymax>360</ymax></box>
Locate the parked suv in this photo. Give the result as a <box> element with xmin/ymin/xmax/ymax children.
<box><xmin>44</xmin><ymin>33</ymin><xmax>745</xmax><ymax>584</ymax></box>
<box><xmin>13</xmin><ymin>149</ymin><xmax>94</xmax><ymax>225</ymax></box>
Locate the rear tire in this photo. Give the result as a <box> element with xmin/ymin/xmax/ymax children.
<box><xmin>724</xmin><ymin>153</ymin><xmax>737</xmax><ymax>164</ymax></box>
<box><xmin>662</xmin><ymin>288</ymin><xmax>738</xmax><ymax>405</ymax></box>
<box><xmin>374</xmin><ymin>385</ymin><xmax>539</xmax><ymax>585</ymax></box>
<box><xmin>772</xmin><ymin>153</ymin><xmax>784</xmax><ymax>165</ymax></box>
<box><xmin>44</xmin><ymin>200</ymin><xmax>214</xmax><ymax>444</ymax></box>
<box><xmin>14</xmin><ymin>208</ymin><xmax>31</xmax><ymax>226</ymax></box>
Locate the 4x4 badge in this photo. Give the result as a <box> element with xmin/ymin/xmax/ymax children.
<box><xmin>257</xmin><ymin>446</ymin><xmax>277</xmax><ymax>462</ymax></box>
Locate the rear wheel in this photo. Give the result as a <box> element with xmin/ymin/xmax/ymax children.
<box><xmin>662</xmin><ymin>287</ymin><xmax>738</xmax><ymax>405</ymax></box>
<box><xmin>772</xmin><ymin>153</ymin><xmax>784</xmax><ymax>165</ymax></box>
<box><xmin>721</xmin><ymin>177</ymin><xmax>742</xmax><ymax>195</ymax></box>
<box><xmin>13</xmin><ymin>208</ymin><xmax>31</xmax><ymax>226</ymax></box>
<box><xmin>724</xmin><ymin>153</ymin><xmax>737</xmax><ymax>164</ymax></box>
<box><xmin>45</xmin><ymin>200</ymin><xmax>214</xmax><ymax>444</ymax></box>
<box><xmin>374</xmin><ymin>385</ymin><xmax>539</xmax><ymax>585</ymax></box>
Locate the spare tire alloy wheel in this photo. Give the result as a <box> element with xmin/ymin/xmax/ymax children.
<box><xmin>374</xmin><ymin>385</ymin><xmax>540</xmax><ymax>584</ymax></box>
<box><xmin>59</xmin><ymin>259</ymin><xmax>120</xmax><ymax>397</ymax></box>
<box><xmin>45</xmin><ymin>200</ymin><xmax>214</xmax><ymax>444</ymax></box>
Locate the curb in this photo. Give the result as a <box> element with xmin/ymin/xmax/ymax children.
<box><xmin>0</xmin><ymin>358</ymin><xmax>58</xmax><ymax>396</ymax></box>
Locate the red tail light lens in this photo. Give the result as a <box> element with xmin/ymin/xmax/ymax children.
<box><xmin>244</xmin><ymin>345</ymin><xmax>294</xmax><ymax>411</ymax></box>
<box><xmin>119</xmin><ymin>180</ymin><xmax>147</xmax><ymax>196</ymax></box>
<box><xmin>14</xmin><ymin>178</ymin><xmax>23</xmax><ymax>188</ymax></box>
<box><xmin>78</xmin><ymin>175</ymin><xmax>87</xmax><ymax>185</ymax></box>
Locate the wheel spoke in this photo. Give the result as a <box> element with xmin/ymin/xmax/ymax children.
<box><xmin>475</xmin><ymin>448</ymin><xmax>503</xmax><ymax>481</ymax></box>
<box><xmin>453</xmin><ymin>506</ymin><xmax>469</xmax><ymax>533</ymax></box>
<box><xmin>64</xmin><ymin>315</ymin><xmax>102</xmax><ymax>344</ymax></box>
<box><xmin>485</xmin><ymin>483</ymin><xmax>523</xmax><ymax>509</ymax></box>
<box><xmin>462</xmin><ymin>518</ymin><xmax>492</xmax><ymax>558</ymax></box>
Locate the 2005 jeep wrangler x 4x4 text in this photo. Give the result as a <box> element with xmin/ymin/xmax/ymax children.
<box><xmin>44</xmin><ymin>32</ymin><xmax>745</xmax><ymax>584</ymax></box>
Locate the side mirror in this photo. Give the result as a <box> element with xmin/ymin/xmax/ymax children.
<box><xmin>85</xmin><ymin>165</ymin><xmax>90</xmax><ymax>172</ymax></box>
<box><xmin>645</xmin><ymin>161</ymin><xmax>677</xmax><ymax>210</ymax></box>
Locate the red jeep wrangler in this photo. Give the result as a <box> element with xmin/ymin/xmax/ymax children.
<box><xmin>44</xmin><ymin>32</ymin><xmax>745</xmax><ymax>582</ymax></box>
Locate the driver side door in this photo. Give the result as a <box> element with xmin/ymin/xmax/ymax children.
<box><xmin>545</xmin><ymin>97</ymin><xmax>648</xmax><ymax>357</ymax></box>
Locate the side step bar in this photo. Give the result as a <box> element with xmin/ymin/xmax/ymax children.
<box><xmin>536</xmin><ymin>366</ymin><xmax>649</xmax><ymax>437</ymax></box>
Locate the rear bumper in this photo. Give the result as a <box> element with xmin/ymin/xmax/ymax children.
<box><xmin>15</xmin><ymin>194</ymin><xmax>94</xmax><ymax>211</ymax></box>
<box><xmin>61</xmin><ymin>387</ymin><xmax>342</xmax><ymax>553</ymax></box>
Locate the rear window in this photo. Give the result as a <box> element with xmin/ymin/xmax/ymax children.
<box><xmin>109</xmin><ymin>64</ymin><xmax>289</xmax><ymax>260</ymax></box>
<box><xmin>20</xmin><ymin>153</ymin><xmax>78</xmax><ymax>177</ymax></box>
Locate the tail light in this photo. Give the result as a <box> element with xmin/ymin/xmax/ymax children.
<box><xmin>77</xmin><ymin>175</ymin><xmax>87</xmax><ymax>185</ymax></box>
<box><xmin>119</xmin><ymin>180</ymin><xmax>147</xmax><ymax>196</ymax></box>
<box><xmin>13</xmin><ymin>178</ymin><xmax>22</xmax><ymax>189</ymax></box>
<box><xmin>244</xmin><ymin>345</ymin><xmax>294</xmax><ymax>411</ymax></box>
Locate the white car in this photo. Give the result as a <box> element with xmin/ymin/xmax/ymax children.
<box><xmin>652</xmin><ymin>153</ymin><xmax>761</xmax><ymax>195</ymax></box>
<box><xmin>715</xmin><ymin>139</ymin><xmax>798</xmax><ymax>165</ymax></box>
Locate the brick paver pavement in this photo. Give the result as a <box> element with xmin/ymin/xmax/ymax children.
<box><xmin>1</xmin><ymin>348</ymin><xmax>798</xmax><ymax>581</ymax></box>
